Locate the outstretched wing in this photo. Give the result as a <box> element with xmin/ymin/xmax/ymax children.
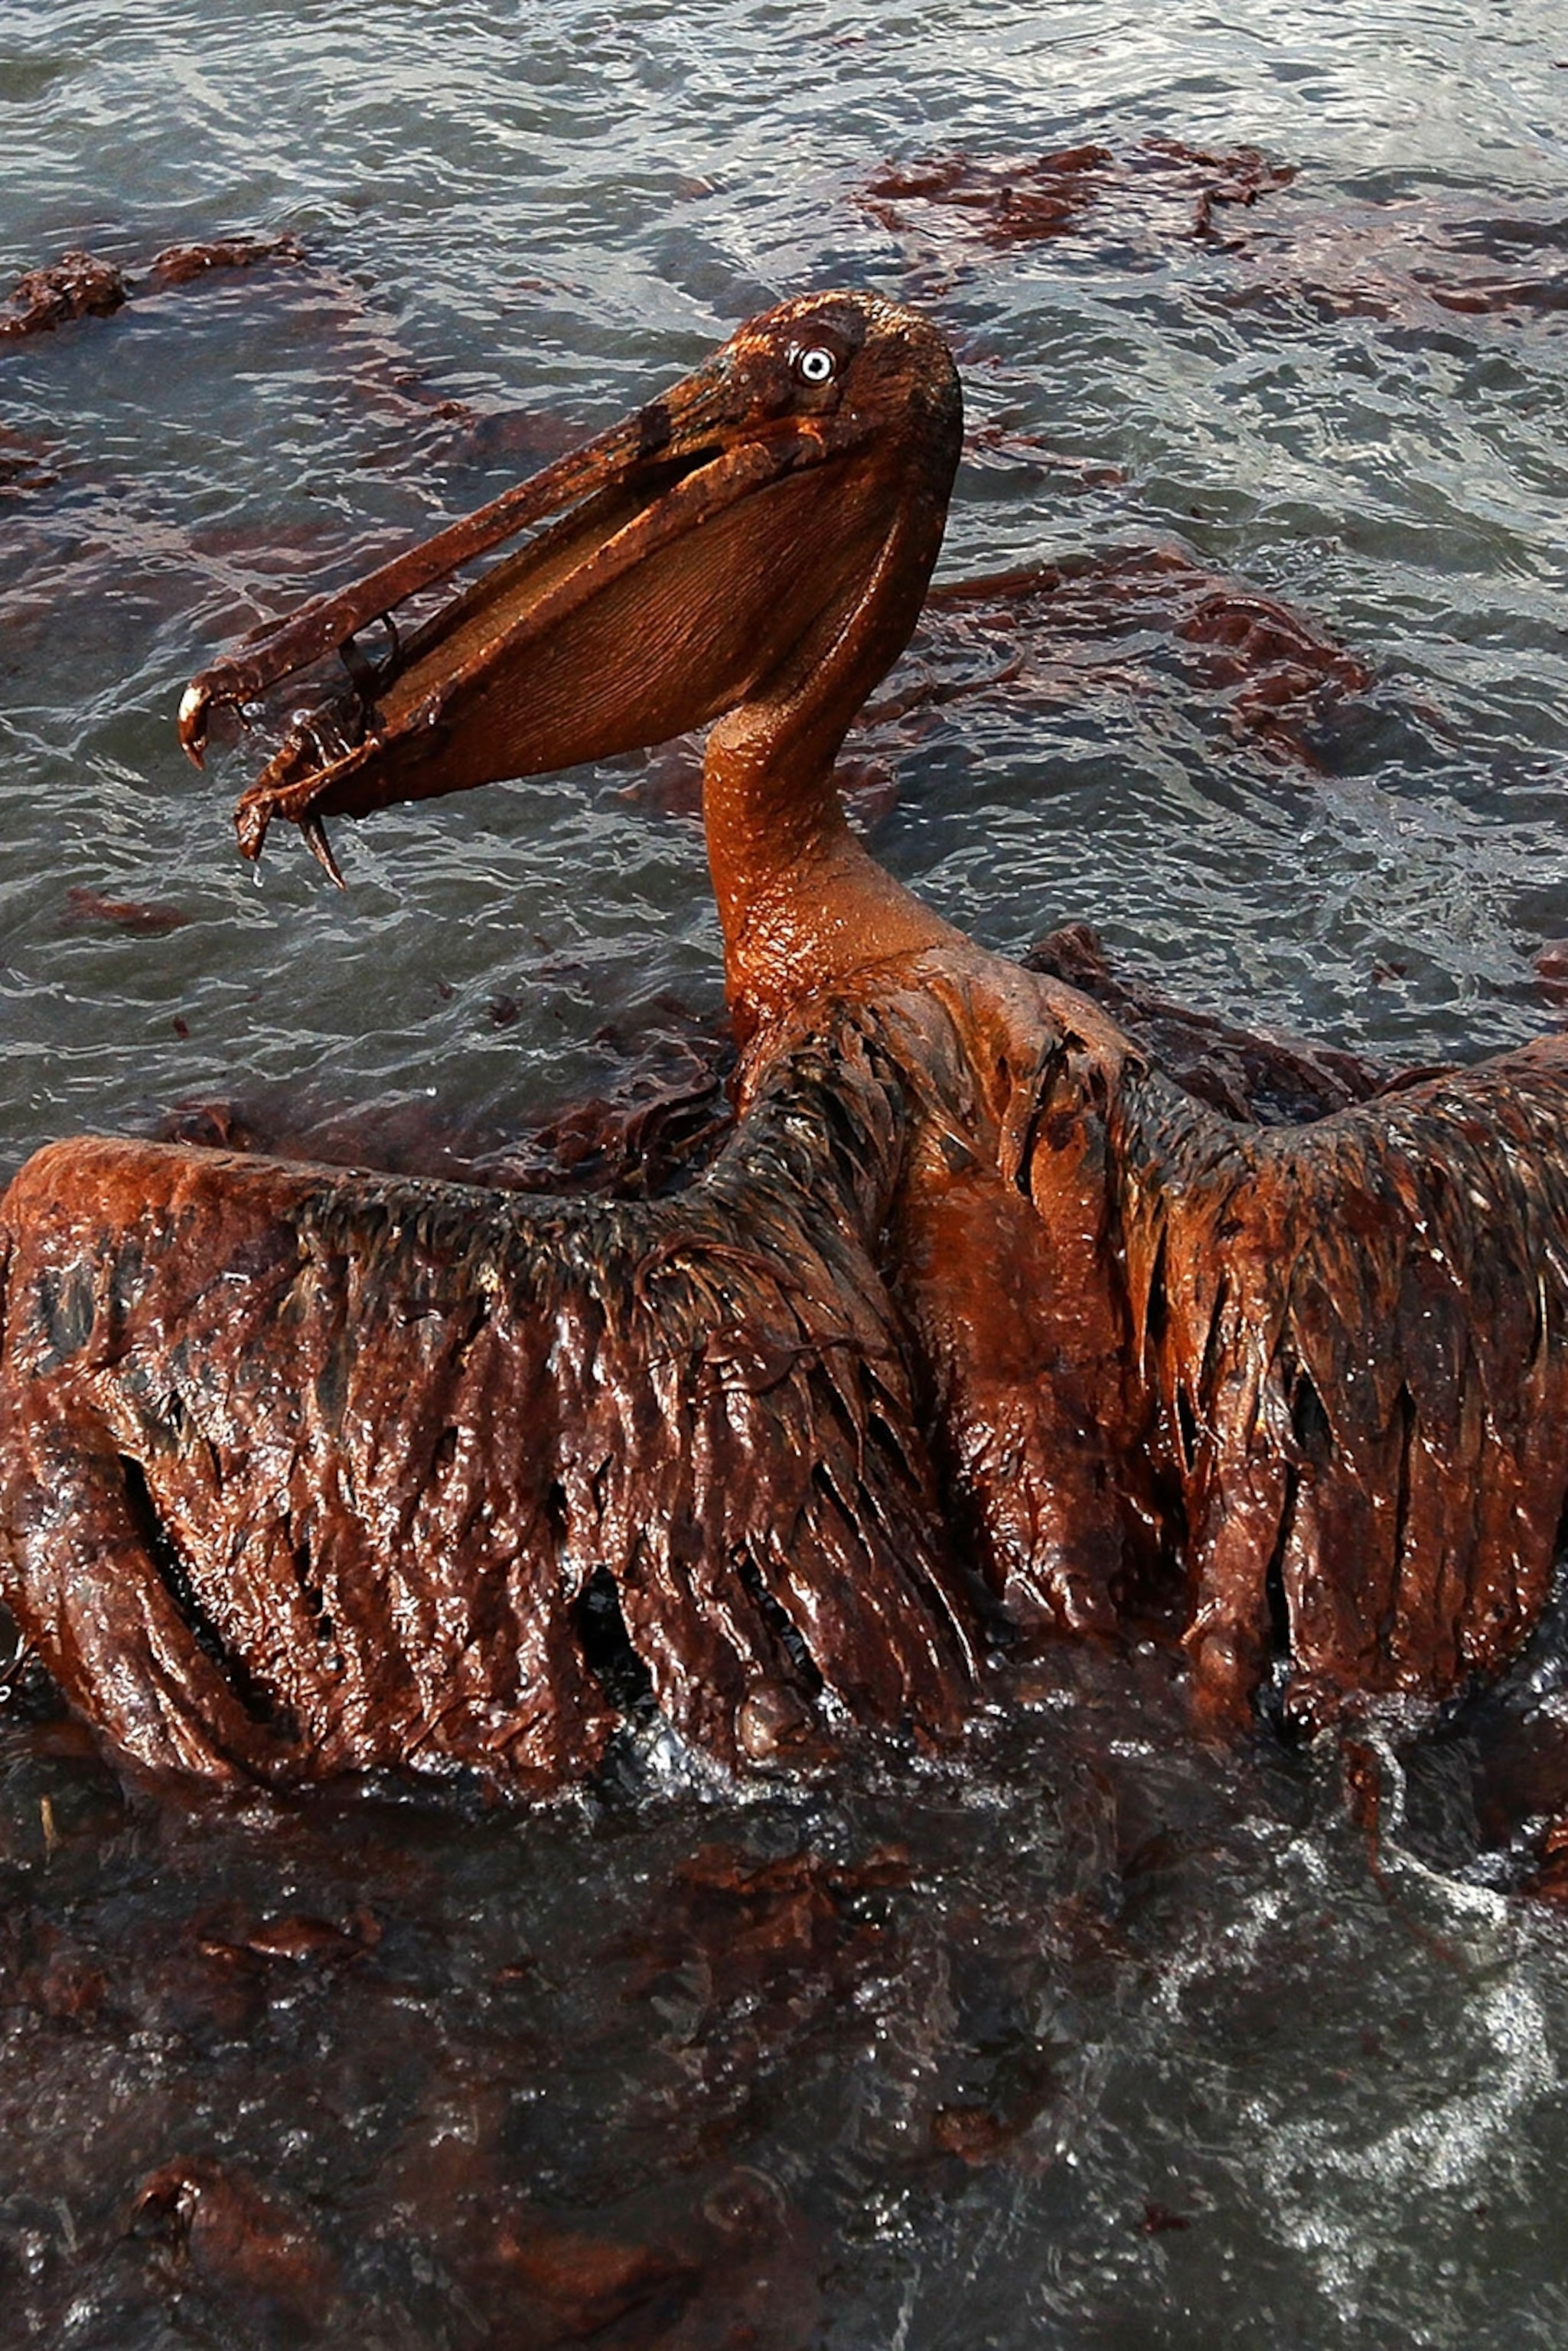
<box><xmin>0</xmin><ymin>1017</ymin><xmax>979</xmax><ymax>1790</ymax></box>
<box><xmin>1115</xmin><ymin>1035</ymin><xmax>1568</xmax><ymax>1729</ymax></box>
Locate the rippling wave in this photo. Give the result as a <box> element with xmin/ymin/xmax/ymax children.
<box><xmin>2</xmin><ymin>3</ymin><xmax>1567</xmax><ymax>2342</ymax></box>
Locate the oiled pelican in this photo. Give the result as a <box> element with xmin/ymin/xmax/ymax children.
<box><xmin>3</xmin><ymin>292</ymin><xmax>1567</xmax><ymax>1797</ymax></box>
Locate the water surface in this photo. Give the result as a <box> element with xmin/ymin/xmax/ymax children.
<box><xmin>3</xmin><ymin>3</ymin><xmax>1568</xmax><ymax>2343</ymax></box>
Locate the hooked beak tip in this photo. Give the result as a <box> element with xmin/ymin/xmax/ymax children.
<box><xmin>302</xmin><ymin>814</ymin><xmax>347</xmax><ymax>890</ymax></box>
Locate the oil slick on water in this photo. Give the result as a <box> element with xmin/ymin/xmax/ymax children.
<box><xmin>2</xmin><ymin>0</ymin><xmax>1567</xmax><ymax>2343</ymax></box>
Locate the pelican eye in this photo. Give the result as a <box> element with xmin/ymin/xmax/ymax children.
<box><xmin>791</xmin><ymin>343</ymin><xmax>837</xmax><ymax>386</ymax></box>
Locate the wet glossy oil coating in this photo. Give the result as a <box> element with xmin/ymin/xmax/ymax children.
<box><xmin>1111</xmin><ymin>1037</ymin><xmax>1568</xmax><ymax>1727</ymax></box>
<box><xmin>5</xmin><ymin>289</ymin><xmax>1568</xmax><ymax>1802</ymax></box>
<box><xmin>0</xmin><ymin>1008</ymin><xmax>986</xmax><ymax>1785</ymax></box>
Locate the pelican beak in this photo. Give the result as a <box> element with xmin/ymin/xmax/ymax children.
<box><xmin>177</xmin><ymin>296</ymin><xmax>902</xmax><ymax>871</ymax></box>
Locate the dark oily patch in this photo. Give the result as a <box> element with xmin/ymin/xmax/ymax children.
<box><xmin>875</xmin><ymin>547</ymin><xmax>1377</xmax><ymax>769</ymax></box>
<box><xmin>862</xmin><ymin>137</ymin><xmax>1294</xmax><ymax>259</ymax></box>
<box><xmin>0</xmin><ymin>250</ymin><xmax>126</xmax><ymax>337</ymax></box>
<box><xmin>61</xmin><ymin>887</ymin><xmax>191</xmax><ymax>937</ymax></box>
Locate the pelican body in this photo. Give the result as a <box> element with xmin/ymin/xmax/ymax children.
<box><xmin>4</xmin><ymin>292</ymin><xmax>1568</xmax><ymax>1795</ymax></box>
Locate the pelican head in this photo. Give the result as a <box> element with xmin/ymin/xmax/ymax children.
<box><xmin>178</xmin><ymin>292</ymin><xmax>963</xmax><ymax>879</ymax></box>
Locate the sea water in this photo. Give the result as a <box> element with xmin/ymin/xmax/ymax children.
<box><xmin>2</xmin><ymin>4</ymin><xmax>1567</xmax><ymax>2343</ymax></box>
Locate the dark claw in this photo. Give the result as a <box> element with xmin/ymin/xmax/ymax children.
<box><xmin>301</xmin><ymin>814</ymin><xmax>347</xmax><ymax>889</ymax></box>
